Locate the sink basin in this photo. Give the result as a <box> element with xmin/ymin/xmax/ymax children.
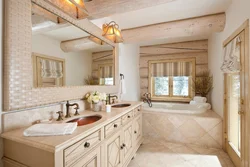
<box><xmin>67</xmin><ymin>115</ymin><xmax>102</xmax><ymax>126</ymax></box>
<box><xmin>112</xmin><ymin>103</ymin><xmax>131</xmax><ymax>108</ymax></box>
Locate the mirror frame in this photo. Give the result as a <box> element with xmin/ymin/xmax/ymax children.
<box><xmin>3</xmin><ymin>0</ymin><xmax>119</xmax><ymax>111</ymax></box>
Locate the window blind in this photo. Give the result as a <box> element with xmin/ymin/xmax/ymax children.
<box><xmin>151</xmin><ymin>61</ymin><xmax>193</xmax><ymax>77</ymax></box>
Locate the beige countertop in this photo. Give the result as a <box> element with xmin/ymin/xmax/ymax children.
<box><xmin>1</xmin><ymin>101</ymin><xmax>143</xmax><ymax>153</ymax></box>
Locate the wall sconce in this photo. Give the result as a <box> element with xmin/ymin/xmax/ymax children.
<box><xmin>102</xmin><ymin>21</ymin><xmax>123</xmax><ymax>43</ymax></box>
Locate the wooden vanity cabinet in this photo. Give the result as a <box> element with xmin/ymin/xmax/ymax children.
<box><xmin>3</xmin><ymin>105</ymin><xmax>143</xmax><ymax>167</ymax></box>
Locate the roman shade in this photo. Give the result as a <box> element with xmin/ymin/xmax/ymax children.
<box><xmin>221</xmin><ymin>36</ymin><xmax>241</xmax><ymax>73</ymax></box>
<box><xmin>151</xmin><ymin>61</ymin><xmax>193</xmax><ymax>77</ymax></box>
<box><xmin>99</xmin><ymin>65</ymin><xmax>113</xmax><ymax>78</ymax></box>
<box><xmin>41</xmin><ymin>59</ymin><xmax>63</xmax><ymax>78</ymax></box>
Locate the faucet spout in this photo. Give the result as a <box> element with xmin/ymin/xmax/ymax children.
<box><xmin>143</xmin><ymin>93</ymin><xmax>152</xmax><ymax>108</ymax></box>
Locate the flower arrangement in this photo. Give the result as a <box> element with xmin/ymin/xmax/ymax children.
<box><xmin>85</xmin><ymin>91</ymin><xmax>107</xmax><ymax>104</ymax></box>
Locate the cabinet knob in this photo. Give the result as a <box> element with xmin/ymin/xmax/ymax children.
<box><xmin>138</xmin><ymin>108</ymin><xmax>140</xmax><ymax>111</ymax></box>
<box><xmin>120</xmin><ymin>146</ymin><xmax>124</xmax><ymax>150</ymax></box>
<box><xmin>134</xmin><ymin>131</ymin><xmax>137</xmax><ymax>134</ymax></box>
<box><xmin>127</xmin><ymin>115</ymin><xmax>131</xmax><ymax>118</ymax></box>
<box><xmin>84</xmin><ymin>142</ymin><xmax>90</xmax><ymax>148</ymax></box>
<box><xmin>122</xmin><ymin>143</ymin><xmax>126</xmax><ymax>147</ymax></box>
<box><xmin>114</xmin><ymin>124</ymin><xmax>118</xmax><ymax>128</ymax></box>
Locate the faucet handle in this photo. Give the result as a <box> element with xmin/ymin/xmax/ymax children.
<box><xmin>74</xmin><ymin>107</ymin><xmax>80</xmax><ymax>116</ymax></box>
<box><xmin>56</xmin><ymin>111</ymin><xmax>64</xmax><ymax>121</ymax></box>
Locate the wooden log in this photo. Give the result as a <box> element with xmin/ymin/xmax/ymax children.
<box><xmin>140</xmin><ymin>40</ymin><xmax>208</xmax><ymax>55</ymax></box>
<box><xmin>123</xmin><ymin>13</ymin><xmax>226</xmax><ymax>43</ymax></box>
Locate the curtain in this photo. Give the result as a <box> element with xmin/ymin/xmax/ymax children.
<box><xmin>99</xmin><ymin>65</ymin><xmax>113</xmax><ymax>78</ymax></box>
<box><xmin>41</xmin><ymin>59</ymin><xmax>63</xmax><ymax>78</ymax></box>
<box><xmin>221</xmin><ymin>36</ymin><xmax>241</xmax><ymax>73</ymax></box>
<box><xmin>151</xmin><ymin>61</ymin><xmax>193</xmax><ymax>77</ymax></box>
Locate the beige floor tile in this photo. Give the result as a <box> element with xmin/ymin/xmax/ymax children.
<box><xmin>128</xmin><ymin>142</ymin><xmax>234</xmax><ymax>167</ymax></box>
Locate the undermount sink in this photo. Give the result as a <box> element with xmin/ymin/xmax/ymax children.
<box><xmin>67</xmin><ymin>115</ymin><xmax>102</xmax><ymax>126</ymax></box>
<box><xmin>112</xmin><ymin>103</ymin><xmax>131</xmax><ymax>108</ymax></box>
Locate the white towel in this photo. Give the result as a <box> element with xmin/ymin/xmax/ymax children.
<box><xmin>23</xmin><ymin>123</ymin><xmax>77</xmax><ymax>137</ymax></box>
<box><xmin>190</xmin><ymin>101</ymin><xmax>211</xmax><ymax>110</ymax></box>
<box><xmin>193</xmin><ymin>96</ymin><xmax>207</xmax><ymax>103</ymax></box>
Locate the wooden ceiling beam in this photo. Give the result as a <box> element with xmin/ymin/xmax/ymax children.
<box><xmin>85</xmin><ymin>0</ymin><xmax>176</xmax><ymax>19</ymax></box>
<box><xmin>122</xmin><ymin>13</ymin><xmax>226</xmax><ymax>43</ymax></box>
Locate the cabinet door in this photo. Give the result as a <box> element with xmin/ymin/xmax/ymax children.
<box><xmin>123</xmin><ymin>122</ymin><xmax>133</xmax><ymax>163</ymax></box>
<box><xmin>133</xmin><ymin>114</ymin><xmax>142</xmax><ymax>146</ymax></box>
<box><xmin>71</xmin><ymin>146</ymin><xmax>101</xmax><ymax>167</ymax></box>
<box><xmin>104</xmin><ymin>131</ymin><xmax>123</xmax><ymax>167</ymax></box>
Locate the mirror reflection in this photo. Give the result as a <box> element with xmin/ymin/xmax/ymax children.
<box><xmin>31</xmin><ymin>3</ymin><xmax>114</xmax><ymax>87</ymax></box>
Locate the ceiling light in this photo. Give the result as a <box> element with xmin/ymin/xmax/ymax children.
<box><xmin>102</xmin><ymin>21</ymin><xmax>123</xmax><ymax>43</ymax></box>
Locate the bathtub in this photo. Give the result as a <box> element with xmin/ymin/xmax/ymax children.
<box><xmin>142</xmin><ymin>102</ymin><xmax>209</xmax><ymax>114</ymax></box>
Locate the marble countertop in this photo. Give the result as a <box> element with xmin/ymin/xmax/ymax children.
<box><xmin>1</xmin><ymin>101</ymin><xmax>143</xmax><ymax>153</ymax></box>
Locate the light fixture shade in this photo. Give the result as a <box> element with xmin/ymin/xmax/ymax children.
<box><xmin>68</xmin><ymin>0</ymin><xmax>89</xmax><ymax>15</ymax></box>
<box><xmin>102</xmin><ymin>22</ymin><xmax>123</xmax><ymax>43</ymax></box>
<box><xmin>46</xmin><ymin>0</ymin><xmax>89</xmax><ymax>19</ymax></box>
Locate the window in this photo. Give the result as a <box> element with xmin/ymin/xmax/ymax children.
<box><xmin>149</xmin><ymin>59</ymin><xmax>195</xmax><ymax>101</ymax></box>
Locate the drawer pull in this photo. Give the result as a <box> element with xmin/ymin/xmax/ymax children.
<box><xmin>114</xmin><ymin>124</ymin><xmax>118</xmax><ymax>128</ymax></box>
<box><xmin>127</xmin><ymin>115</ymin><xmax>131</xmax><ymax>118</ymax></box>
<box><xmin>137</xmin><ymin>108</ymin><xmax>140</xmax><ymax>111</ymax></box>
<box><xmin>134</xmin><ymin>131</ymin><xmax>137</xmax><ymax>134</ymax></box>
<box><xmin>121</xmin><ymin>143</ymin><xmax>126</xmax><ymax>150</ymax></box>
<box><xmin>84</xmin><ymin>142</ymin><xmax>90</xmax><ymax>148</ymax></box>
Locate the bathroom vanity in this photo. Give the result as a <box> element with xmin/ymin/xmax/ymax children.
<box><xmin>1</xmin><ymin>102</ymin><xmax>143</xmax><ymax>167</ymax></box>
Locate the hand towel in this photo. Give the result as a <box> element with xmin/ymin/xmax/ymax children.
<box><xmin>190</xmin><ymin>101</ymin><xmax>211</xmax><ymax>110</ymax></box>
<box><xmin>23</xmin><ymin>123</ymin><xmax>77</xmax><ymax>137</ymax></box>
<box><xmin>121</xmin><ymin>79</ymin><xmax>126</xmax><ymax>94</ymax></box>
<box><xmin>193</xmin><ymin>96</ymin><xmax>207</xmax><ymax>103</ymax></box>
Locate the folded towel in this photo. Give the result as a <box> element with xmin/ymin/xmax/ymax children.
<box><xmin>193</xmin><ymin>96</ymin><xmax>207</xmax><ymax>103</ymax></box>
<box><xmin>190</xmin><ymin>101</ymin><xmax>211</xmax><ymax>110</ymax></box>
<box><xmin>23</xmin><ymin>123</ymin><xmax>77</xmax><ymax>137</ymax></box>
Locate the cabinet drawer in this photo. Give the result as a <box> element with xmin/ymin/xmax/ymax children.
<box><xmin>122</xmin><ymin>111</ymin><xmax>133</xmax><ymax>125</ymax></box>
<box><xmin>64</xmin><ymin>129</ymin><xmax>101</xmax><ymax>167</ymax></box>
<box><xmin>134</xmin><ymin>106</ymin><xmax>141</xmax><ymax>116</ymax></box>
<box><xmin>105</xmin><ymin>118</ymin><xmax>122</xmax><ymax>138</ymax></box>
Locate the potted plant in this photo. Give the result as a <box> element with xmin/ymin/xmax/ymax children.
<box><xmin>85</xmin><ymin>91</ymin><xmax>107</xmax><ymax>112</ymax></box>
<box><xmin>193</xmin><ymin>70</ymin><xmax>213</xmax><ymax>97</ymax></box>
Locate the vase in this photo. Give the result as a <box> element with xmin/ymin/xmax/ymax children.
<box><xmin>92</xmin><ymin>102</ymin><xmax>102</xmax><ymax>112</ymax></box>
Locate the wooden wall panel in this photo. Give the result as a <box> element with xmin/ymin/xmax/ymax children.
<box><xmin>92</xmin><ymin>50</ymin><xmax>114</xmax><ymax>78</ymax></box>
<box><xmin>139</xmin><ymin>40</ymin><xmax>208</xmax><ymax>98</ymax></box>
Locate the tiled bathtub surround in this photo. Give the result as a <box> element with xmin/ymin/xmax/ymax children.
<box><xmin>142</xmin><ymin>110</ymin><xmax>222</xmax><ymax>148</ymax></box>
<box><xmin>2</xmin><ymin>99</ymin><xmax>89</xmax><ymax>132</ymax></box>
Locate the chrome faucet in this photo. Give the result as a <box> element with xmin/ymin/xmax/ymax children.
<box><xmin>65</xmin><ymin>101</ymin><xmax>79</xmax><ymax>118</ymax></box>
<box><xmin>143</xmin><ymin>93</ymin><xmax>152</xmax><ymax>107</ymax></box>
<box><xmin>108</xmin><ymin>94</ymin><xmax>118</xmax><ymax>104</ymax></box>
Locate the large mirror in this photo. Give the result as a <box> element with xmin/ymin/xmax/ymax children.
<box><xmin>31</xmin><ymin>3</ymin><xmax>114</xmax><ymax>87</ymax></box>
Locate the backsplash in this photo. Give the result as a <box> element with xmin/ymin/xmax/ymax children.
<box><xmin>2</xmin><ymin>99</ymin><xmax>89</xmax><ymax>132</ymax></box>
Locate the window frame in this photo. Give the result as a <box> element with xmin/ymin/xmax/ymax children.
<box><xmin>148</xmin><ymin>58</ymin><xmax>196</xmax><ymax>102</ymax></box>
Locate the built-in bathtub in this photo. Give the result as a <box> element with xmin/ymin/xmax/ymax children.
<box><xmin>142</xmin><ymin>102</ymin><xmax>208</xmax><ymax>114</ymax></box>
<box><xmin>142</xmin><ymin>102</ymin><xmax>222</xmax><ymax>149</ymax></box>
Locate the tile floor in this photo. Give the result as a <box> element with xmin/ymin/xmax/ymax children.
<box><xmin>128</xmin><ymin>140</ymin><xmax>235</xmax><ymax>167</ymax></box>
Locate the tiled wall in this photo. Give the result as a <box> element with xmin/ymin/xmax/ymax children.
<box><xmin>2</xmin><ymin>99</ymin><xmax>89</xmax><ymax>132</ymax></box>
<box><xmin>142</xmin><ymin>111</ymin><xmax>223</xmax><ymax>149</ymax></box>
